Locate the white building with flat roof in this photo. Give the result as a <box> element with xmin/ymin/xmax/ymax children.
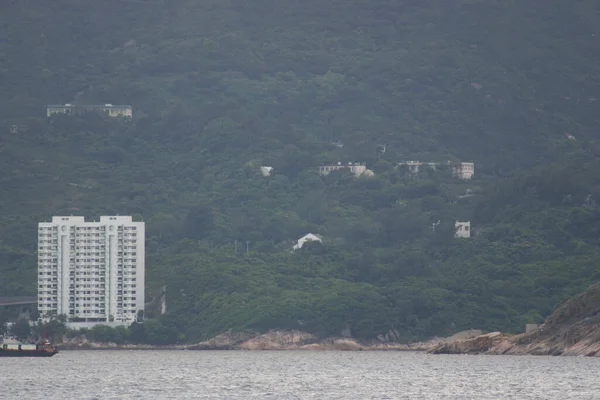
<box><xmin>399</xmin><ymin>161</ymin><xmax>438</xmax><ymax>174</ymax></box>
<box><xmin>317</xmin><ymin>162</ymin><xmax>368</xmax><ymax>177</ymax></box>
<box><xmin>37</xmin><ymin>216</ymin><xmax>144</xmax><ymax>328</ymax></box>
<box><xmin>452</xmin><ymin>162</ymin><xmax>475</xmax><ymax>180</ymax></box>
<box><xmin>47</xmin><ymin>104</ymin><xmax>133</xmax><ymax>118</ymax></box>
<box><xmin>455</xmin><ymin>221</ymin><xmax>471</xmax><ymax>238</ymax></box>
<box><xmin>398</xmin><ymin>160</ymin><xmax>474</xmax><ymax>179</ymax></box>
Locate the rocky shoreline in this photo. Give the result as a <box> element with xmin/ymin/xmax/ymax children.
<box><xmin>58</xmin><ymin>329</ymin><xmax>482</xmax><ymax>352</ymax></box>
<box><xmin>429</xmin><ymin>283</ymin><xmax>600</xmax><ymax>357</ymax></box>
<box><xmin>59</xmin><ymin>283</ymin><xmax>600</xmax><ymax>356</ymax></box>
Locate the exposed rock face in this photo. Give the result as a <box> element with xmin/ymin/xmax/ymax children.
<box><xmin>301</xmin><ymin>338</ymin><xmax>366</xmax><ymax>351</ymax></box>
<box><xmin>54</xmin><ymin>282</ymin><xmax>600</xmax><ymax>356</ymax></box>
<box><xmin>59</xmin><ymin>328</ymin><xmax>484</xmax><ymax>351</ymax></box>
<box><xmin>429</xmin><ymin>283</ymin><xmax>600</xmax><ymax>357</ymax></box>
<box><xmin>375</xmin><ymin>329</ymin><xmax>402</xmax><ymax>343</ymax></box>
<box><xmin>189</xmin><ymin>330</ymin><xmax>406</xmax><ymax>351</ymax></box>
<box><xmin>238</xmin><ymin>330</ymin><xmax>318</xmax><ymax>350</ymax></box>
<box><xmin>59</xmin><ymin>335</ymin><xmax>180</xmax><ymax>350</ymax></box>
<box><xmin>429</xmin><ymin>332</ymin><xmax>506</xmax><ymax>355</ymax></box>
<box><xmin>187</xmin><ymin>329</ymin><xmax>482</xmax><ymax>351</ymax></box>
<box><xmin>442</xmin><ymin>329</ymin><xmax>483</xmax><ymax>342</ymax></box>
<box><xmin>187</xmin><ymin>330</ymin><xmax>257</xmax><ymax>350</ymax></box>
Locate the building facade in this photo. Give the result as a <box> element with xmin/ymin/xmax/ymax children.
<box><xmin>399</xmin><ymin>161</ymin><xmax>438</xmax><ymax>174</ymax></box>
<box><xmin>452</xmin><ymin>162</ymin><xmax>475</xmax><ymax>180</ymax></box>
<box><xmin>398</xmin><ymin>160</ymin><xmax>475</xmax><ymax>180</ymax></box>
<box><xmin>454</xmin><ymin>221</ymin><xmax>471</xmax><ymax>238</ymax></box>
<box><xmin>317</xmin><ymin>162</ymin><xmax>367</xmax><ymax>177</ymax></box>
<box><xmin>260</xmin><ymin>166</ymin><xmax>274</xmax><ymax>176</ymax></box>
<box><xmin>46</xmin><ymin>104</ymin><xmax>133</xmax><ymax>118</ymax></box>
<box><xmin>38</xmin><ymin>216</ymin><xmax>144</xmax><ymax>328</ymax></box>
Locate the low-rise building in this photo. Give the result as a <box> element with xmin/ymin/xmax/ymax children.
<box><xmin>455</xmin><ymin>221</ymin><xmax>471</xmax><ymax>238</ymax></box>
<box><xmin>317</xmin><ymin>162</ymin><xmax>367</xmax><ymax>177</ymax></box>
<box><xmin>260</xmin><ymin>166</ymin><xmax>273</xmax><ymax>176</ymax></box>
<box><xmin>47</xmin><ymin>104</ymin><xmax>133</xmax><ymax>118</ymax></box>
<box><xmin>398</xmin><ymin>160</ymin><xmax>475</xmax><ymax>180</ymax></box>
<box><xmin>399</xmin><ymin>161</ymin><xmax>438</xmax><ymax>174</ymax></box>
<box><xmin>452</xmin><ymin>162</ymin><xmax>475</xmax><ymax>180</ymax></box>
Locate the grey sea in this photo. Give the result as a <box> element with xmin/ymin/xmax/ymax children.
<box><xmin>1</xmin><ymin>350</ymin><xmax>598</xmax><ymax>399</ymax></box>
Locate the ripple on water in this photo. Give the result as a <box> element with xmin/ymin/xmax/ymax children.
<box><xmin>0</xmin><ymin>351</ymin><xmax>599</xmax><ymax>399</ymax></box>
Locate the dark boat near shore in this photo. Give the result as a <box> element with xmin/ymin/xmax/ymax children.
<box><xmin>0</xmin><ymin>337</ymin><xmax>58</xmax><ymax>357</ymax></box>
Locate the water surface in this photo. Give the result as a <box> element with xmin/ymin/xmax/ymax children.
<box><xmin>1</xmin><ymin>350</ymin><xmax>598</xmax><ymax>399</ymax></box>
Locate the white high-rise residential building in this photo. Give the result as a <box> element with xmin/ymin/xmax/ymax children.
<box><xmin>37</xmin><ymin>216</ymin><xmax>145</xmax><ymax>328</ymax></box>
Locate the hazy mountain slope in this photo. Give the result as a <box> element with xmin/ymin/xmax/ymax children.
<box><xmin>2</xmin><ymin>0</ymin><xmax>599</xmax><ymax>170</ymax></box>
<box><xmin>1</xmin><ymin>0</ymin><xmax>599</xmax><ymax>342</ymax></box>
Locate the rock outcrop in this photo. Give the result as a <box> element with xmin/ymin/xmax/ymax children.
<box><xmin>58</xmin><ymin>328</ymin><xmax>484</xmax><ymax>351</ymax></box>
<box><xmin>57</xmin><ymin>280</ymin><xmax>600</xmax><ymax>355</ymax></box>
<box><xmin>186</xmin><ymin>330</ymin><xmax>257</xmax><ymax>350</ymax></box>
<box><xmin>59</xmin><ymin>335</ymin><xmax>183</xmax><ymax>350</ymax></box>
<box><xmin>429</xmin><ymin>332</ymin><xmax>506</xmax><ymax>355</ymax></box>
<box><xmin>183</xmin><ymin>328</ymin><xmax>483</xmax><ymax>351</ymax></box>
<box><xmin>429</xmin><ymin>282</ymin><xmax>600</xmax><ymax>357</ymax></box>
<box><xmin>189</xmin><ymin>330</ymin><xmax>409</xmax><ymax>351</ymax></box>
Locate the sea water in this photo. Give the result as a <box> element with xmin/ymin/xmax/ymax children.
<box><xmin>0</xmin><ymin>350</ymin><xmax>598</xmax><ymax>399</ymax></box>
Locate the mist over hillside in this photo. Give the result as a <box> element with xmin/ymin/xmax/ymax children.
<box><xmin>1</xmin><ymin>0</ymin><xmax>599</xmax><ymax>343</ymax></box>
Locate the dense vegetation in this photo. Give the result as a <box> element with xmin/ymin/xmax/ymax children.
<box><xmin>1</xmin><ymin>0</ymin><xmax>600</xmax><ymax>344</ymax></box>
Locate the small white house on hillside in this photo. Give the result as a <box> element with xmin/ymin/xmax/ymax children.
<box><xmin>292</xmin><ymin>233</ymin><xmax>322</xmax><ymax>250</ymax></box>
<box><xmin>455</xmin><ymin>221</ymin><xmax>471</xmax><ymax>238</ymax></box>
<box><xmin>260</xmin><ymin>166</ymin><xmax>273</xmax><ymax>176</ymax></box>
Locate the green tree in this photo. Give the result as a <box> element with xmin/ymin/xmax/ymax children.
<box><xmin>11</xmin><ymin>318</ymin><xmax>31</xmax><ymax>340</ymax></box>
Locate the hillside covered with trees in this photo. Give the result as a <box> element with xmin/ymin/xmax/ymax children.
<box><xmin>1</xmin><ymin>0</ymin><xmax>600</xmax><ymax>344</ymax></box>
